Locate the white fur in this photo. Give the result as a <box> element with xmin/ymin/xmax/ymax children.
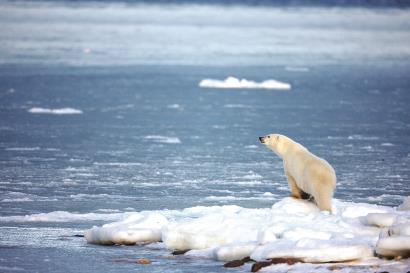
<box><xmin>260</xmin><ymin>134</ymin><xmax>336</xmax><ymax>212</ymax></box>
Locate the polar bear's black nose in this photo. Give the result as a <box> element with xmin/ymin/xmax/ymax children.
<box><xmin>259</xmin><ymin>136</ymin><xmax>265</xmax><ymax>143</ymax></box>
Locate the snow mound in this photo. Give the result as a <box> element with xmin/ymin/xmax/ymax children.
<box><xmin>84</xmin><ymin>197</ymin><xmax>410</xmax><ymax>264</ymax></box>
<box><xmin>28</xmin><ymin>107</ymin><xmax>83</xmax><ymax>115</ymax></box>
<box><xmin>199</xmin><ymin>77</ymin><xmax>291</xmax><ymax>90</ymax></box>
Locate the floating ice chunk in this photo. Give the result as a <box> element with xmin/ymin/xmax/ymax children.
<box><xmin>213</xmin><ymin>242</ymin><xmax>257</xmax><ymax>261</ymax></box>
<box><xmin>204</xmin><ymin>195</ymin><xmax>237</xmax><ymax>201</ymax></box>
<box><xmin>388</xmin><ymin>223</ymin><xmax>410</xmax><ymax>236</ymax></box>
<box><xmin>144</xmin><ymin>135</ymin><xmax>181</xmax><ymax>144</ymax></box>
<box><xmin>224</xmin><ymin>104</ymin><xmax>250</xmax><ymax>108</ymax></box>
<box><xmin>28</xmin><ymin>107</ymin><xmax>83</xmax><ymax>115</ymax></box>
<box><xmin>5</xmin><ymin>147</ymin><xmax>41</xmax><ymax>151</ymax></box>
<box><xmin>85</xmin><ymin>213</ymin><xmax>168</xmax><ymax>245</ymax></box>
<box><xmin>242</xmin><ymin>172</ymin><xmax>263</xmax><ymax>180</ymax></box>
<box><xmin>381</xmin><ymin>142</ymin><xmax>395</xmax><ymax>147</ymax></box>
<box><xmin>0</xmin><ymin>210</ymin><xmax>128</xmax><ymax>222</ymax></box>
<box><xmin>372</xmin><ymin>202</ymin><xmax>410</xmax><ymax>258</ymax></box>
<box><xmin>167</xmin><ymin>104</ymin><xmax>181</xmax><ymax>109</ymax></box>
<box><xmin>262</xmin><ymin>192</ymin><xmax>274</xmax><ymax>196</ymax></box>
<box><xmin>199</xmin><ymin>77</ymin><xmax>291</xmax><ymax>90</ymax></box>
<box><xmin>184</xmin><ymin>248</ymin><xmax>215</xmax><ymax>259</ymax></box>
<box><xmin>251</xmin><ymin>239</ymin><xmax>373</xmax><ymax>263</ymax></box>
<box><xmin>376</xmin><ymin>236</ymin><xmax>410</xmax><ymax>258</ymax></box>
<box><xmin>366</xmin><ymin>213</ymin><xmax>398</xmax><ymax>227</ymax></box>
<box><xmin>245</xmin><ymin>145</ymin><xmax>258</xmax><ymax>149</ymax></box>
<box><xmin>398</xmin><ymin>197</ymin><xmax>410</xmax><ymax>211</ymax></box>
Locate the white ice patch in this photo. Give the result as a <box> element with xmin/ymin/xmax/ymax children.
<box><xmin>0</xmin><ymin>211</ymin><xmax>133</xmax><ymax>223</ymax></box>
<box><xmin>83</xmin><ymin>197</ymin><xmax>410</xmax><ymax>264</ymax></box>
<box><xmin>365</xmin><ymin>213</ymin><xmax>398</xmax><ymax>227</ymax></box>
<box><xmin>204</xmin><ymin>196</ymin><xmax>238</xmax><ymax>201</ymax></box>
<box><xmin>0</xmin><ymin>191</ymin><xmax>54</xmax><ymax>203</ymax></box>
<box><xmin>376</xmin><ymin>222</ymin><xmax>410</xmax><ymax>258</ymax></box>
<box><xmin>251</xmin><ymin>239</ymin><xmax>373</xmax><ymax>263</ymax></box>
<box><xmin>199</xmin><ymin>77</ymin><xmax>291</xmax><ymax>90</ymax></box>
<box><xmin>214</xmin><ymin>243</ymin><xmax>257</xmax><ymax>261</ymax></box>
<box><xmin>363</xmin><ymin>200</ymin><xmax>410</xmax><ymax>258</ymax></box>
<box><xmin>28</xmin><ymin>107</ymin><xmax>83</xmax><ymax>115</ymax></box>
<box><xmin>223</xmin><ymin>104</ymin><xmax>251</xmax><ymax>108</ymax></box>
<box><xmin>167</xmin><ymin>104</ymin><xmax>182</xmax><ymax>109</ymax></box>
<box><xmin>5</xmin><ymin>147</ymin><xmax>41</xmax><ymax>151</ymax></box>
<box><xmin>144</xmin><ymin>135</ymin><xmax>181</xmax><ymax>144</ymax></box>
<box><xmin>85</xmin><ymin>213</ymin><xmax>168</xmax><ymax>245</ymax></box>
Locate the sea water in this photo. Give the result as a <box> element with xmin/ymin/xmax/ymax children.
<box><xmin>0</xmin><ymin>1</ymin><xmax>410</xmax><ymax>272</ymax></box>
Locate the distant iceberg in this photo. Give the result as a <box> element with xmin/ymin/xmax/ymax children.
<box><xmin>28</xmin><ymin>107</ymin><xmax>83</xmax><ymax>115</ymax></box>
<box><xmin>199</xmin><ymin>77</ymin><xmax>291</xmax><ymax>90</ymax></box>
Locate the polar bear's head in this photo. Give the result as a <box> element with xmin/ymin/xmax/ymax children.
<box><xmin>259</xmin><ymin>134</ymin><xmax>290</xmax><ymax>158</ymax></box>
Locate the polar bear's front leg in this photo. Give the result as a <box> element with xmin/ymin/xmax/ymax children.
<box><xmin>286</xmin><ymin>173</ymin><xmax>302</xmax><ymax>199</ymax></box>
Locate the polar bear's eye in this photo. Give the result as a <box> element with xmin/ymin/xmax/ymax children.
<box><xmin>267</xmin><ymin>135</ymin><xmax>270</xmax><ymax>138</ymax></box>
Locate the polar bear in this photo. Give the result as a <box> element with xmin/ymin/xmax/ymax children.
<box><xmin>259</xmin><ymin>134</ymin><xmax>336</xmax><ymax>212</ymax></box>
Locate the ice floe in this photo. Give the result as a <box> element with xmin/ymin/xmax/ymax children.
<box><xmin>85</xmin><ymin>213</ymin><xmax>168</xmax><ymax>245</ymax></box>
<box><xmin>5</xmin><ymin>197</ymin><xmax>410</xmax><ymax>269</ymax></box>
<box><xmin>82</xmin><ymin>197</ymin><xmax>410</xmax><ymax>267</ymax></box>
<box><xmin>28</xmin><ymin>107</ymin><xmax>83</xmax><ymax>115</ymax></box>
<box><xmin>144</xmin><ymin>135</ymin><xmax>181</xmax><ymax>144</ymax></box>
<box><xmin>198</xmin><ymin>77</ymin><xmax>291</xmax><ymax>90</ymax></box>
<box><xmin>0</xmin><ymin>211</ymin><xmax>132</xmax><ymax>223</ymax></box>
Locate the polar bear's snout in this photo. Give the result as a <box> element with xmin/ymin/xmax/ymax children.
<box><xmin>259</xmin><ymin>135</ymin><xmax>270</xmax><ymax>145</ymax></box>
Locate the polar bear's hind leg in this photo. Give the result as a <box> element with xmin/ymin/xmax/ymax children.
<box><xmin>312</xmin><ymin>185</ymin><xmax>333</xmax><ymax>212</ymax></box>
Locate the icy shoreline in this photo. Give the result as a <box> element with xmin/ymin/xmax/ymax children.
<box><xmin>84</xmin><ymin>197</ymin><xmax>410</xmax><ymax>272</ymax></box>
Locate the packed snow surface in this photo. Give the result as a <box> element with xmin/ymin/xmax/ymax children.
<box><xmin>28</xmin><ymin>107</ymin><xmax>83</xmax><ymax>115</ymax></box>
<box><xmin>85</xmin><ymin>197</ymin><xmax>410</xmax><ymax>265</ymax></box>
<box><xmin>199</xmin><ymin>77</ymin><xmax>291</xmax><ymax>90</ymax></box>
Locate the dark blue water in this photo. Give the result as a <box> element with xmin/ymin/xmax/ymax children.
<box><xmin>0</xmin><ymin>1</ymin><xmax>410</xmax><ymax>272</ymax></box>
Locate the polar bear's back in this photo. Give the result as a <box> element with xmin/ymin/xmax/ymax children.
<box><xmin>303</xmin><ymin>155</ymin><xmax>336</xmax><ymax>189</ymax></box>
